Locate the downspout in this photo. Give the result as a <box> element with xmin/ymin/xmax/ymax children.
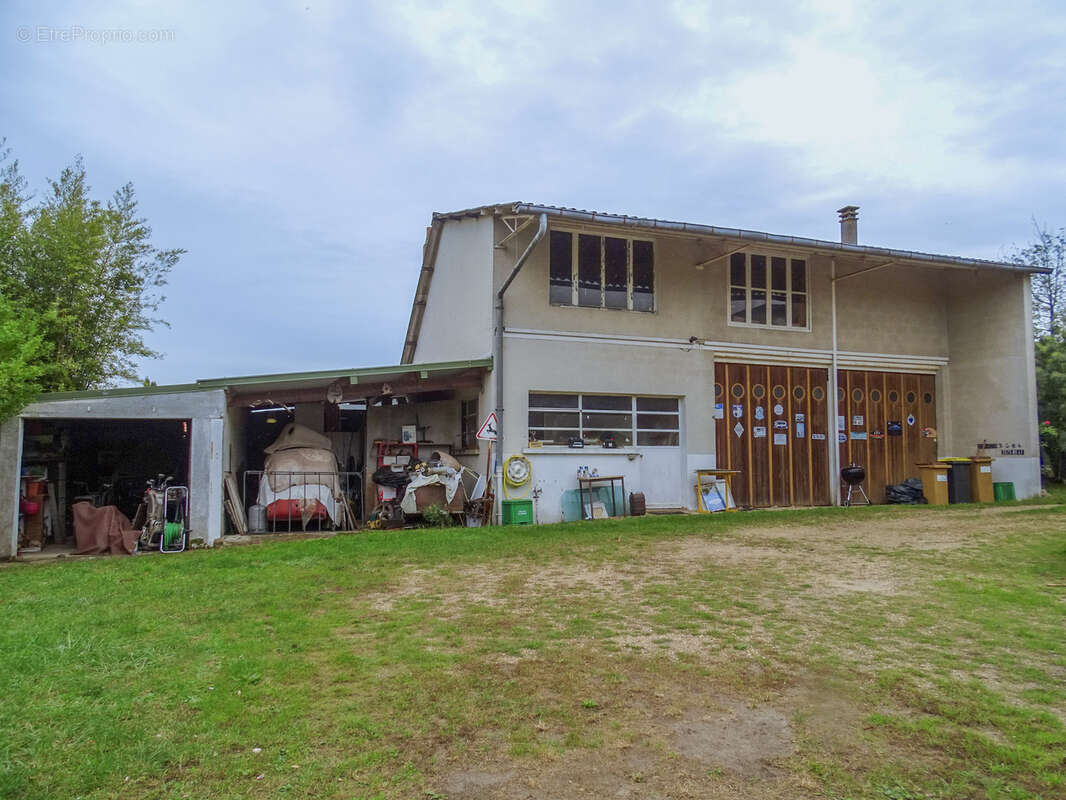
<box><xmin>829</xmin><ymin>258</ymin><xmax>841</xmax><ymax>505</ymax></box>
<box><xmin>828</xmin><ymin>258</ymin><xmax>892</xmax><ymax>505</ymax></box>
<box><xmin>493</xmin><ymin>213</ymin><xmax>548</xmax><ymax>516</ymax></box>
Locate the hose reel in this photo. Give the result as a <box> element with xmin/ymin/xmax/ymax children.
<box><xmin>503</xmin><ymin>454</ymin><xmax>532</xmax><ymax>498</ymax></box>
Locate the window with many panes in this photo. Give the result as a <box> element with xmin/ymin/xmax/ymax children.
<box><xmin>550</xmin><ymin>230</ymin><xmax>654</xmax><ymax>312</ymax></box>
<box><xmin>729</xmin><ymin>252</ymin><xmax>808</xmax><ymax>329</ymax></box>
<box><xmin>528</xmin><ymin>393</ymin><xmax>680</xmax><ymax>447</ymax></box>
<box><xmin>460</xmin><ymin>397</ymin><xmax>478</xmax><ymax>450</ymax></box>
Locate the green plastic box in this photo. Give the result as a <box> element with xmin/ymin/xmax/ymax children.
<box><xmin>993</xmin><ymin>481</ymin><xmax>1016</xmax><ymax>502</ymax></box>
<box><xmin>501</xmin><ymin>499</ymin><xmax>533</xmax><ymax>525</ymax></box>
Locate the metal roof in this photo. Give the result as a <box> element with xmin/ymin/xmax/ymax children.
<box><xmin>33</xmin><ymin>382</ymin><xmax>215</xmax><ymax>402</ymax></box>
<box><xmin>196</xmin><ymin>357</ymin><xmax>491</xmax><ymax>390</ymax></box>
<box><xmin>433</xmin><ymin>202</ymin><xmax>1045</xmax><ymax>274</ymax></box>
<box><xmin>32</xmin><ymin>358</ymin><xmax>492</xmax><ymax>403</ymax></box>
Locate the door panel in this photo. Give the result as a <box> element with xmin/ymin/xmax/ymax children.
<box><xmin>769</xmin><ymin>366</ymin><xmax>791</xmax><ymax>506</ymax></box>
<box><xmin>866</xmin><ymin>373</ymin><xmax>887</xmax><ymax>503</ymax></box>
<box><xmin>808</xmin><ymin>370</ymin><xmax>830</xmax><ymax>505</ymax></box>
<box><xmin>789</xmin><ymin>367</ymin><xmax>811</xmax><ymax>506</ymax></box>
<box><xmin>836</xmin><ymin>368</ymin><xmax>938</xmax><ymax>503</ymax></box>
<box><xmin>749</xmin><ymin>365</ymin><xmax>771</xmax><ymax>507</ymax></box>
<box><xmin>714</xmin><ymin>362</ymin><xmax>831</xmax><ymax>507</ymax></box>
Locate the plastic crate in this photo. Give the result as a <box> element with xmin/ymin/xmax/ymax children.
<box><xmin>993</xmin><ymin>481</ymin><xmax>1016</xmax><ymax>502</ymax></box>
<box><xmin>501</xmin><ymin>499</ymin><xmax>533</xmax><ymax>525</ymax></box>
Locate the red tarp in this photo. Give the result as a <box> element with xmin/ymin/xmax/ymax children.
<box><xmin>72</xmin><ymin>502</ymin><xmax>139</xmax><ymax>555</ymax></box>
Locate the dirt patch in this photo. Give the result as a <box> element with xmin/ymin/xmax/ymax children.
<box><xmin>430</xmin><ymin>697</ymin><xmax>799</xmax><ymax>799</ymax></box>
<box><xmin>667</xmin><ymin>701</ymin><xmax>794</xmax><ymax>779</ymax></box>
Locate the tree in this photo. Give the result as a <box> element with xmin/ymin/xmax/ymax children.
<box><xmin>1035</xmin><ymin>330</ymin><xmax>1066</xmax><ymax>480</ymax></box>
<box><xmin>0</xmin><ymin>141</ymin><xmax>183</xmax><ymax>392</ymax></box>
<box><xmin>0</xmin><ymin>294</ymin><xmax>50</xmax><ymax>421</ymax></box>
<box><xmin>1010</xmin><ymin>220</ymin><xmax>1066</xmax><ymax>336</ymax></box>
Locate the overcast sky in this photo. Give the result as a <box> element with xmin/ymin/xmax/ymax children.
<box><xmin>3</xmin><ymin>1</ymin><xmax>1065</xmax><ymax>385</ymax></box>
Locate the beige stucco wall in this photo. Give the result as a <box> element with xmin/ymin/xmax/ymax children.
<box><xmin>835</xmin><ymin>267</ymin><xmax>949</xmax><ymax>357</ymax></box>
<box><xmin>500</xmin><ymin>335</ymin><xmax>716</xmax><ymax>520</ymax></box>
<box><xmin>495</xmin><ymin>222</ymin><xmax>953</xmax><ymax>359</ymax></box>
<box><xmin>412</xmin><ymin>215</ymin><xmax>495</xmax><ymax>363</ymax></box>
<box><xmin>943</xmin><ymin>271</ymin><xmax>1040</xmax><ymax>495</ymax></box>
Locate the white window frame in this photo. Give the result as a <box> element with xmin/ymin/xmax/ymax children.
<box><xmin>549</xmin><ymin>229</ymin><xmax>655</xmax><ymax>312</ymax></box>
<box><xmin>527</xmin><ymin>393</ymin><xmax>680</xmax><ymax>447</ymax></box>
<box><xmin>727</xmin><ymin>250</ymin><xmax>811</xmax><ymax>332</ymax></box>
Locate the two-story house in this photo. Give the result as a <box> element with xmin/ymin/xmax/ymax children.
<box><xmin>402</xmin><ymin>203</ymin><xmax>1044</xmax><ymax>521</ymax></box>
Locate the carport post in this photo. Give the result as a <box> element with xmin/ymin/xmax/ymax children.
<box><xmin>0</xmin><ymin>416</ymin><xmax>24</xmax><ymax>559</ymax></box>
<box><xmin>189</xmin><ymin>417</ymin><xmax>225</xmax><ymax>546</ymax></box>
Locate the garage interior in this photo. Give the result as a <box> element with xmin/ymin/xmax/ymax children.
<box><xmin>18</xmin><ymin>418</ymin><xmax>191</xmax><ymax>554</ymax></box>
<box><xmin>225</xmin><ymin>400</ymin><xmax>367</xmax><ymax>532</ymax></box>
<box><xmin>218</xmin><ymin>359</ymin><xmax>490</xmax><ymax>535</ymax></box>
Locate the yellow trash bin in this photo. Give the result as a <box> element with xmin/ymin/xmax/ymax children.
<box><xmin>917</xmin><ymin>463</ymin><xmax>951</xmax><ymax>505</ymax></box>
<box><xmin>970</xmin><ymin>457</ymin><xmax>995</xmax><ymax>503</ymax></box>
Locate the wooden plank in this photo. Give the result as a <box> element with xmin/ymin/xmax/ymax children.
<box><xmin>885</xmin><ymin>372</ymin><xmax>904</xmax><ymax>485</ymax></box>
<box><xmin>903</xmin><ymin>374</ymin><xmax>922</xmax><ymax>475</ymax></box>
<box><xmin>789</xmin><ymin>366</ymin><xmax>811</xmax><ymax>506</ymax></box>
<box><xmin>225</xmin><ymin>498</ymin><xmax>247</xmax><ymax>536</ymax></box>
<box><xmin>224</xmin><ymin>473</ymin><xmax>247</xmax><ymax>535</ymax></box>
<box><xmin>836</xmin><ymin>370</ymin><xmax>847</xmax><ymax>484</ymax></box>
<box><xmin>750</xmin><ymin>365</ymin><xmax>771</xmax><ymax>507</ymax></box>
<box><xmin>849</xmin><ymin>372</ymin><xmax>869</xmax><ymax>476</ymax></box>
<box><xmin>769</xmin><ymin>366</ymin><xmax>790</xmax><ymax>506</ymax></box>
<box><xmin>714</xmin><ymin>364</ymin><xmax>727</xmax><ymax>488</ymax></box>
<box><xmin>743</xmin><ymin>364</ymin><xmax>755</xmax><ymax>507</ymax></box>
<box><xmin>724</xmin><ymin>363</ymin><xmax>751</xmax><ymax>507</ymax></box>
<box><xmin>866</xmin><ymin>371</ymin><xmax>887</xmax><ymax>504</ymax></box>
<box><xmin>809</xmin><ymin>369</ymin><xmax>830</xmax><ymax>505</ymax></box>
<box><xmin>918</xmin><ymin>374</ymin><xmax>938</xmax><ymax>464</ymax></box>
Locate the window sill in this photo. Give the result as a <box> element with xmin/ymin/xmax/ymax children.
<box><xmin>726</xmin><ymin>320</ymin><xmax>811</xmax><ymax>333</ymax></box>
<box><xmin>523</xmin><ymin>446</ymin><xmax>644</xmax><ymax>455</ymax></box>
<box><xmin>549</xmin><ymin>302</ymin><xmax>656</xmax><ymax>314</ymax></box>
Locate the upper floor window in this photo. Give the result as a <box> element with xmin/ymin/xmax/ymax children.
<box><xmin>729</xmin><ymin>252</ymin><xmax>808</xmax><ymax>330</ymax></box>
<box><xmin>550</xmin><ymin>230</ymin><xmax>654</xmax><ymax>312</ymax></box>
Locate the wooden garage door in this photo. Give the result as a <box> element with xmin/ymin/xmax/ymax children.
<box><xmin>836</xmin><ymin>370</ymin><xmax>937</xmax><ymax>503</ymax></box>
<box><xmin>713</xmin><ymin>363</ymin><xmax>831</xmax><ymax>508</ymax></box>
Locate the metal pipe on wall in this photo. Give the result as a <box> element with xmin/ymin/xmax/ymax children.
<box><xmin>493</xmin><ymin>213</ymin><xmax>548</xmax><ymax>517</ymax></box>
<box><xmin>829</xmin><ymin>258</ymin><xmax>841</xmax><ymax>505</ymax></box>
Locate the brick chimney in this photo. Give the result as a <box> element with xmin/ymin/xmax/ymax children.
<box><xmin>837</xmin><ymin>205</ymin><xmax>859</xmax><ymax>244</ymax></box>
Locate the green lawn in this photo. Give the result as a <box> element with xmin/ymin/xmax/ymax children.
<box><xmin>2</xmin><ymin>500</ymin><xmax>1065</xmax><ymax>799</ymax></box>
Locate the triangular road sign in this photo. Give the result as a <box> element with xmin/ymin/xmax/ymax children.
<box><xmin>476</xmin><ymin>412</ymin><xmax>499</xmax><ymax>441</ymax></box>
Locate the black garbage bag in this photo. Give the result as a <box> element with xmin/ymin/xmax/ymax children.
<box><xmin>885</xmin><ymin>477</ymin><xmax>927</xmax><ymax>504</ymax></box>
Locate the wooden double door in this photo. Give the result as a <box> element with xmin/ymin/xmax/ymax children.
<box><xmin>714</xmin><ymin>363</ymin><xmax>832</xmax><ymax>507</ymax></box>
<box><xmin>713</xmin><ymin>363</ymin><xmax>938</xmax><ymax>507</ymax></box>
<box><xmin>836</xmin><ymin>369</ymin><xmax>937</xmax><ymax>504</ymax></box>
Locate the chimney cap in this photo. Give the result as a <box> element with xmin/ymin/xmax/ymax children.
<box><xmin>837</xmin><ymin>205</ymin><xmax>860</xmax><ymax>219</ymax></box>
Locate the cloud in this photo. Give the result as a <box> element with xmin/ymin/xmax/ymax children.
<box><xmin>2</xmin><ymin>0</ymin><xmax>1064</xmax><ymax>383</ymax></box>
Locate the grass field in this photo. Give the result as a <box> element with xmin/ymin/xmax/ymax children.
<box><xmin>2</xmin><ymin>499</ymin><xmax>1065</xmax><ymax>799</ymax></box>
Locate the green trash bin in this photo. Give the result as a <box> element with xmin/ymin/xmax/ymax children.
<box><xmin>993</xmin><ymin>482</ymin><xmax>1016</xmax><ymax>502</ymax></box>
<box><xmin>501</xmin><ymin>499</ymin><xmax>534</xmax><ymax>525</ymax></box>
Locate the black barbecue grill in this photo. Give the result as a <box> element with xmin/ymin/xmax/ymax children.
<box><xmin>841</xmin><ymin>464</ymin><xmax>871</xmax><ymax>506</ymax></box>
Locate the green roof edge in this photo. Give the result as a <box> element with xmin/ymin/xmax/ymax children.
<box><xmin>196</xmin><ymin>357</ymin><xmax>493</xmax><ymax>389</ymax></box>
<box><xmin>33</xmin><ymin>382</ymin><xmax>216</xmax><ymax>402</ymax></box>
<box><xmin>28</xmin><ymin>358</ymin><xmax>492</xmax><ymax>404</ymax></box>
